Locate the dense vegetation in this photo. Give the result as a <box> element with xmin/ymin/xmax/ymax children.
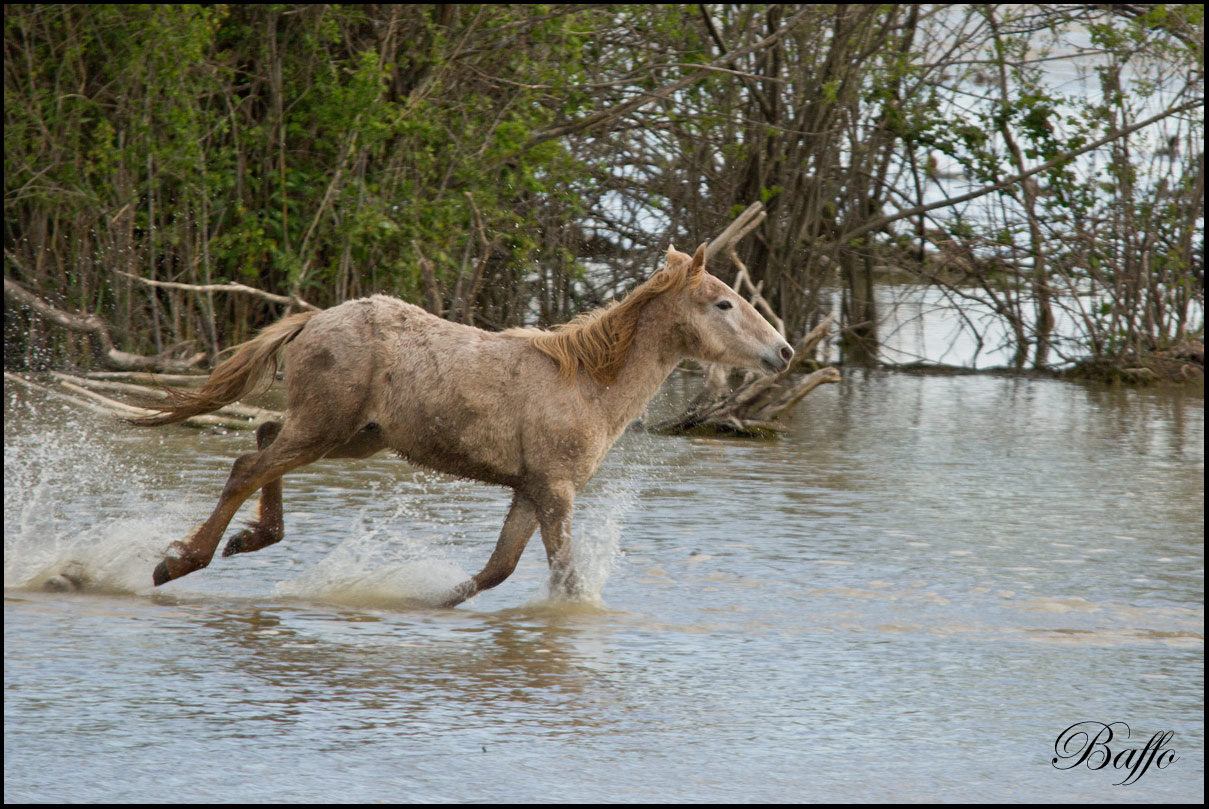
<box><xmin>4</xmin><ymin>4</ymin><xmax>1204</xmax><ymax>376</ymax></box>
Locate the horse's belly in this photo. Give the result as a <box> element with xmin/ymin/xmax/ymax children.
<box><xmin>371</xmin><ymin>321</ymin><xmax>531</xmax><ymax>486</ymax></box>
<box><xmin>385</xmin><ymin>414</ymin><xmax>521</xmax><ymax>487</ymax></box>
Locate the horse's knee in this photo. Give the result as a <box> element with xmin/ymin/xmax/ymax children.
<box><xmin>221</xmin><ymin>452</ymin><xmax>262</xmax><ymax>499</ymax></box>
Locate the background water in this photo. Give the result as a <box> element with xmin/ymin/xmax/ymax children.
<box><xmin>4</xmin><ymin>369</ymin><xmax>1203</xmax><ymax>803</ymax></box>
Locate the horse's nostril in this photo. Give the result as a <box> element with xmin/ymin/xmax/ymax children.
<box><xmin>780</xmin><ymin>345</ymin><xmax>794</xmax><ymax>363</ymax></box>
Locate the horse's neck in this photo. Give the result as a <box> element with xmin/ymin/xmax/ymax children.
<box><xmin>597</xmin><ymin>301</ymin><xmax>681</xmax><ymax>435</ymax></box>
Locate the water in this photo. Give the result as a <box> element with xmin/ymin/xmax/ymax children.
<box><xmin>827</xmin><ymin>284</ymin><xmax>1204</xmax><ymax>371</ymax></box>
<box><xmin>4</xmin><ymin>370</ymin><xmax>1203</xmax><ymax>802</ymax></box>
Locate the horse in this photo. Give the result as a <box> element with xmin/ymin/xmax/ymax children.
<box><xmin>135</xmin><ymin>243</ymin><xmax>793</xmax><ymax>606</ymax></box>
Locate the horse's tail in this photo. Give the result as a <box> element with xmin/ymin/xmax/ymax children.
<box><xmin>130</xmin><ymin>311</ymin><xmax>317</xmax><ymax>427</ymax></box>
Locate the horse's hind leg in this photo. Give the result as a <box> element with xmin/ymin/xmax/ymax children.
<box><xmin>223</xmin><ymin>422</ymin><xmax>386</xmax><ymax>558</ymax></box>
<box><xmin>153</xmin><ymin>425</ymin><xmax>336</xmax><ymax>586</ymax></box>
<box><xmin>223</xmin><ymin>421</ymin><xmax>285</xmax><ymax>558</ymax></box>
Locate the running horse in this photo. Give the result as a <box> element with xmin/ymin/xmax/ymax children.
<box><xmin>136</xmin><ymin>243</ymin><xmax>793</xmax><ymax>605</ymax></box>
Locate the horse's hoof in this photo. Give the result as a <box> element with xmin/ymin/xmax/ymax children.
<box><xmin>43</xmin><ymin>573</ymin><xmax>84</xmax><ymax>593</ymax></box>
<box><xmin>440</xmin><ymin>580</ymin><xmax>477</xmax><ymax>608</ymax></box>
<box><xmin>222</xmin><ymin>526</ymin><xmax>281</xmax><ymax>557</ymax></box>
<box><xmin>152</xmin><ymin>560</ymin><xmax>175</xmax><ymax>586</ymax></box>
<box><xmin>222</xmin><ymin>531</ymin><xmax>249</xmax><ymax>557</ymax></box>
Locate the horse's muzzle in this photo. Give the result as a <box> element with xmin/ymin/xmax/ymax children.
<box><xmin>760</xmin><ymin>343</ymin><xmax>794</xmax><ymax>374</ymax></box>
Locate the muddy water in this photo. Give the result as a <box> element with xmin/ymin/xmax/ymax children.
<box><xmin>4</xmin><ymin>371</ymin><xmax>1203</xmax><ymax>802</ymax></box>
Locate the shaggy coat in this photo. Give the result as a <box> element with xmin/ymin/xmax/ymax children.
<box><xmin>141</xmin><ymin>243</ymin><xmax>792</xmax><ymax>605</ymax></box>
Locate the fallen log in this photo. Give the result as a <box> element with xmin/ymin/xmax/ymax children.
<box><xmin>50</xmin><ymin>372</ymin><xmax>280</xmax><ymax>422</ymax></box>
<box><xmin>83</xmin><ymin>371</ymin><xmax>208</xmax><ymax>385</ymax></box>
<box><xmin>5</xmin><ymin>371</ymin><xmax>121</xmax><ymax>418</ymax></box>
<box><xmin>3</xmin><ymin>275</ymin><xmax>205</xmax><ymax>373</ymax></box>
<box><xmin>4</xmin><ymin>371</ymin><xmax>273</xmax><ymax>430</ymax></box>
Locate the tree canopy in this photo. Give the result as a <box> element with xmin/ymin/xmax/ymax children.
<box><xmin>4</xmin><ymin>4</ymin><xmax>1204</xmax><ymax>375</ymax></box>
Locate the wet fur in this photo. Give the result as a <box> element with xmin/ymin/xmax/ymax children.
<box><xmin>142</xmin><ymin>244</ymin><xmax>792</xmax><ymax>605</ymax></box>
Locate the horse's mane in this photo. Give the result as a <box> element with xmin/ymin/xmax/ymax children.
<box><xmin>514</xmin><ymin>247</ymin><xmax>703</xmax><ymax>386</ymax></box>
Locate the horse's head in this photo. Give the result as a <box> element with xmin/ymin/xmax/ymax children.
<box><xmin>664</xmin><ymin>243</ymin><xmax>794</xmax><ymax>374</ymax></box>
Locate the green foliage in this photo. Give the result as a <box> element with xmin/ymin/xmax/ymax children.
<box><xmin>3</xmin><ymin>3</ymin><xmax>1203</xmax><ymax>374</ymax></box>
<box><xmin>5</xmin><ymin>3</ymin><xmax>611</xmax><ymax>351</ymax></box>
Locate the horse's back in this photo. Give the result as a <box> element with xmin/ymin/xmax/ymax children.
<box><xmin>285</xmin><ymin>295</ymin><xmax>555</xmax><ymax>485</ymax></box>
<box><xmin>279</xmin><ymin>297</ymin><xmax>399</xmax><ymax>434</ymax></box>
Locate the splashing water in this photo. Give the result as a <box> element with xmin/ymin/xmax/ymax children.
<box><xmin>5</xmin><ymin>387</ymin><xmax>638</xmax><ymax>608</ymax></box>
<box><xmin>275</xmin><ymin>468</ymin><xmax>636</xmax><ymax>610</ymax></box>
<box><xmin>527</xmin><ymin>473</ymin><xmax>633</xmax><ymax>608</ymax></box>
<box><xmin>273</xmin><ymin>488</ymin><xmax>473</xmax><ymax>609</ymax></box>
<box><xmin>3</xmin><ymin>397</ymin><xmax>185</xmax><ymax>594</ymax></box>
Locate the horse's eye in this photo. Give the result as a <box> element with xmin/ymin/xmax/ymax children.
<box><xmin>715</xmin><ymin>300</ymin><xmax>733</xmax><ymax>311</ymax></box>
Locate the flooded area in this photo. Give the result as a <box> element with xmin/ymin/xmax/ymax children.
<box><xmin>4</xmin><ymin>369</ymin><xmax>1204</xmax><ymax>802</ymax></box>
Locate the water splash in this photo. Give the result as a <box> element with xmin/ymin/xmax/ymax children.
<box><xmin>273</xmin><ymin>516</ymin><xmax>469</xmax><ymax>609</ymax></box>
<box><xmin>277</xmin><ymin>462</ymin><xmax>638</xmax><ymax>610</ymax></box>
<box><xmin>3</xmin><ymin>395</ymin><xmax>182</xmax><ymax>594</ymax></box>
<box><xmin>526</xmin><ymin>466</ymin><xmax>637</xmax><ymax>608</ymax></box>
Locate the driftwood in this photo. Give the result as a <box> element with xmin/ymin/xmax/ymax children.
<box><xmin>4</xmin><ymin>370</ymin><xmax>278</xmax><ymax>430</ymax></box>
<box><xmin>705</xmin><ymin>201</ymin><xmax>767</xmax><ymax>264</ymax></box>
<box><xmin>83</xmin><ymin>371</ymin><xmax>209</xmax><ymax>385</ymax></box>
<box><xmin>651</xmin><ymin>314</ymin><xmax>841</xmax><ymax>438</ymax></box>
<box><xmin>50</xmin><ymin>373</ymin><xmax>280</xmax><ymax>422</ymax></box>
<box><xmin>6</xmin><ymin>371</ymin><xmax>125</xmax><ymax>419</ymax></box>
<box><xmin>3</xmin><ymin>275</ymin><xmax>206</xmax><ymax>373</ymax></box>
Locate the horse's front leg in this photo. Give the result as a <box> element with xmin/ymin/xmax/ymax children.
<box><xmin>536</xmin><ymin>484</ymin><xmax>583</xmax><ymax>599</ymax></box>
<box><xmin>442</xmin><ymin>492</ymin><xmax>539</xmax><ymax>607</ymax></box>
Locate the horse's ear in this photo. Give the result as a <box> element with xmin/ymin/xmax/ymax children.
<box><xmin>666</xmin><ymin>244</ymin><xmax>691</xmax><ymax>265</ymax></box>
<box><xmin>688</xmin><ymin>242</ymin><xmax>707</xmax><ymax>282</ymax></box>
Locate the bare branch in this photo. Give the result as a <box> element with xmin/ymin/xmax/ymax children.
<box><xmin>706</xmin><ymin>201</ymin><xmax>766</xmax><ymax>262</ymax></box>
<box><xmin>4</xmin><ymin>274</ymin><xmax>205</xmax><ymax>372</ymax></box>
<box><xmin>114</xmin><ymin>270</ymin><xmax>319</xmax><ymax>311</ymax></box>
<box><xmin>843</xmin><ymin>97</ymin><xmax>1206</xmax><ymax>243</ymax></box>
<box><xmin>525</xmin><ymin>7</ymin><xmax>812</xmax><ymax>148</ymax></box>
